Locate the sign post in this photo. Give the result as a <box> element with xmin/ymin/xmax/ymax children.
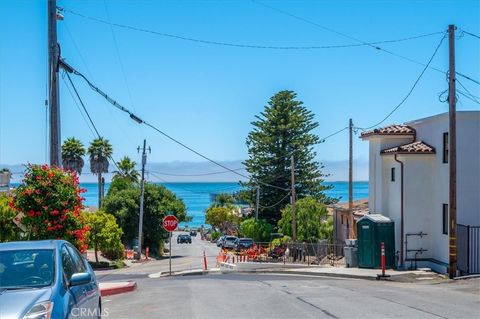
<box><xmin>163</xmin><ymin>215</ymin><xmax>179</xmax><ymax>276</ymax></box>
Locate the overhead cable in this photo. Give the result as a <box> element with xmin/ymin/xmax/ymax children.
<box><xmin>60</xmin><ymin>60</ymin><xmax>288</xmax><ymax>191</ymax></box>
<box><xmin>59</xmin><ymin>7</ymin><xmax>443</xmax><ymax>51</ymax></box>
<box><xmin>357</xmin><ymin>32</ymin><xmax>447</xmax><ymax>131</ymax></box>
<box><xmin>63</xmin><ymin>71</ymin><xmax>124</xmax><ymax>175</ymax></box>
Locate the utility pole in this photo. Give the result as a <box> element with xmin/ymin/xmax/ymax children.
<box><xmin>48</xmin><ymin>0</ymin><xmax>61</xmax><ymax>166</ymax></box>
<box><xmin>348</xmin><ymin>118</ymin><xmax>354</xmax><ymax>239</ymax></box>
<box><xmin>137</xmin><ymin>139</ymin><xmax>150</xmax><ymax>260</ymax></box>
<box><xmin>291</xmin><ymin>155</ymin><xmax>297</xmax><ymax>241</ymax></box>
<box><xmin>255</xmin><ymin>186</ymin><xmax>260</xmax><ymax>220</ymax></box>
<box><xmin>448</xmin><ymin>24</ymin><xmax>457</xmax><ymax>279</ymax></box>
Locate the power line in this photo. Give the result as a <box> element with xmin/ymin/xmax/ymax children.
<box><xmin>63</xmin><ymin>71</ymin><xmax>123</xmax><ymax>174</ymax></box>
<box><xmin>147</xmin><ymin>167</ymin><xmax>246</xmax><ymax>177</ymax></box>
<box><xmin>456</xmin><ymin>72</ymin><xmax>480</xmax><ymax>86</ymax></box>
<box><xmin>60</xmin><ymin>60</ymin><xmax>288</xmax><ymax>191</ymax></box>
<box><xmin>252</xmin><ymin>0</ymin><xmax>452</xmax><ymax>76</ymax></box>
<box><xmin>59</xmin><ymin>7</ymin><xmax>444</xmax><ymax>51</ymax></box>
<box><xmin>462</xmin><ymin>30</ymin><xmax>480</xmax><ymax>40</ymax></box>
<box><xmin>357</xmin><ymin>32</ymin><xmax>447</xmax><ymax>131</ymax></box>
<box><xmin>457</xmin><ymin>79</ymin><xmax>480</xmax><ymax>103</ymax></box>
<box><xmin>258</xmin><ymin>191</ymin><xmax>291</xmax><ymax>209</ymax></box>
<box><xmin>62</xmin><ymin>74</ymin><xmax>97</xmax><ymax>137</ymax></box>
<box><xmin>458</xmin><ymin>91</ymin><xmax>480</xmax><ymax>105</ymax></box>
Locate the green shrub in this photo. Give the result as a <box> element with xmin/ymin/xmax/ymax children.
<box><xmin>211</xmin><ymin>231</ymin><xmax>221</xmax><ymax>240</ymax></box>
<box><xmin>102</xmin><ymin>242</ymin><xmax>125</xmax><ymax>260</ymax></box>
<box><xmin>271</xmin><ymin>235</ymin><xmax>292</xmax><ymax>247</ymax></box>
<box><xmin>239</xmin><ymin>218</ymin><xmax>273</xmax><ymax>242</ymax></box>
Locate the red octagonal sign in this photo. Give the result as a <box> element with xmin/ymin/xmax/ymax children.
<box><xmin>163</xmin><ymin>215</ymin><xmax>178</xmax><ymax>232</ymax></box>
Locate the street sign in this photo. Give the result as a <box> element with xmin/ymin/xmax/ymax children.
<box><xmin>163</xmin><ymin>215</ymin><xmax>178</xmax><ymax>232</ymax></box>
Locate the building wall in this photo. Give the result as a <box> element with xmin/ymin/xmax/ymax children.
<box><xmin>400</xmin><ymin>155</ymin><xmax>435</xmax><ymax>263</ymax></box>
<box><xmin>364</xmin><ymin>111</ymin><xmax>479</xmax><ymax>272</ymax></box>
<box><xmin>368</xmin><ymin>136</ymin><xmax>412</xmax><ymax>214</ymax></box>
<box><xmin>408</xmin><ymin>111</ymin><xmax>480</xmax><ymax>227</ymax></box>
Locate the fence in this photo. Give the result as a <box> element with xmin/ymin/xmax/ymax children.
<box><xmin>457</xmin><ymin>224</ymin><xmax>480</xmax><ymax>275</ymax></box>
<box><xmin>231</xmin><ymin>241</ymin><xmax>346</xmax><ymax>267</ymax></box>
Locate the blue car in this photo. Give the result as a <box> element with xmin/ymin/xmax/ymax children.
<box><xmin>0</xmin><ymin>240</ymin><xmax>102</xmax><ymax>318</ymax></box>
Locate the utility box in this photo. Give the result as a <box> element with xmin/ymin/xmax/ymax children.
<box><xmin>357</xmin><ymin>214</ymin><xmax>395</xmax><ymax>269</ymax></box>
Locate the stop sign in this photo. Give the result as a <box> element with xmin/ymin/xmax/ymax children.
<box><xmin>163</xmin><ymin>215</ymin><xmax>178</xmax><ymax>232</ymax></box>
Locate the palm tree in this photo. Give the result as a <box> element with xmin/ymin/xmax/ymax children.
<box><xmin>87</xmin><ymin>137</ymin><xmax>113</xmax><ymax>208</ymax></box>
<box><xmin>113</xmin><ymin>156</ymin><xmax>140</xmax><ymax>183</ymax></box>
<box><xmin>61</xmin><ymin>137</ymin><xmax>86</xmax><ymax>175</ymax></box>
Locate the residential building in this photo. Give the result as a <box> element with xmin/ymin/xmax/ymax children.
<box><xmin>360</xmin><ymin>111</ymin><xmax>480</xmax><ymax>274</ymax></box>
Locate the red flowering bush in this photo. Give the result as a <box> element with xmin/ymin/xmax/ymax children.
<box><xmin>10</xmin><ymin>164</ymin><xmax>89</xmax><ymax>252</ymax></box>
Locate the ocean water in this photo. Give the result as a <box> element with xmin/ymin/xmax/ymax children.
<box><xmin>81</xmin><ymin>181</ymin><xmax>368</xmax><ymax>228</ymax></box>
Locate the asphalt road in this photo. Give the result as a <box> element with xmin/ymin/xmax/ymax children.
<box><xmin>95</xmin><ymin>231</ymin><xmax>221</xmax><ymax>282</ymax></box>
<box><xmin>99</xmin><ymin>235</ymin><xmax>480</xmax><ymax>319</ymax></box>
<box><xmin>103</xmin><ymin>274</ymin><xmax>479</xmax><ymax>319</ymax></box>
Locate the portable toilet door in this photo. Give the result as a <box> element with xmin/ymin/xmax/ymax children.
<box><xmin>358</xmin><ymin>218</ymin><xmax>375</xmax><ymax>268</ymax></box>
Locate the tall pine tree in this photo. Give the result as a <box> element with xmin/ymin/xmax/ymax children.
<box><xmin>244</xmin><ymin>90</ymin><xmax>334</xmax><ymax>225</ymax></box>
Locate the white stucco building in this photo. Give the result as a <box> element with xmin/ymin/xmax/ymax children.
<box><xmin>361</xmin><ymin>111</ymin><xmax>480</xmax><ymax>274</ymax></box>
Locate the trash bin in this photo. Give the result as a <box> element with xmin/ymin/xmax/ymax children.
<box><xmin>344</xmin><ymin>239</ymin><xmax>358</xmax><ymax>268</ymax></box>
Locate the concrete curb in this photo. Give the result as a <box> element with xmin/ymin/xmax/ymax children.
<box><xmin>99</xmin><ymin>281</ymin><xmax>137</xmax><ymax>297</ymax></box>
<box><xmin>248</xmin><ymin>269</ymin><xmax>377</xmax><ymax>281</ymax></box>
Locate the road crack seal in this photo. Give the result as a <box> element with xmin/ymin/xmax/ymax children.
<box><xmin>375</xmin><ymin>296</ymin><xmax>448</xmax><ymax>319</ymax></box>
<box><xmin>296</xmin><ymin>297</ymin><xmax>339</xmax><ymax>319</ymax></box>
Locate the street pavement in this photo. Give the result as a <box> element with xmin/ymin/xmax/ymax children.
<box><xmin>103</xmin><ymin>273</ymin><xmax>479</xmax><ymax>319</ymax></box>
<box><xmin>95</xmin><ymin>231</ymin><xmax>220</xmax><ymax>283</ymax></box>
<box><xmin>98</xmin><ymin>235</ymin><xmax>480</xmax><ymax>319</ymax></box>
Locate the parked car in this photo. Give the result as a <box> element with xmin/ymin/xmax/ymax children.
<box><xmin>190</xmin><ymin>230</ymin><xmax>197</xmax><ymax>237</ymax></box>
<box><xmin>222</xmin><ymin>236</ymin><xmax>238</xmax><ymax>249</ymax></box>
<box><xmin>177</xmin><ymin>234</ymin><xmax>192</xmax><ymax>244</ymax></box>
<box><xmin>234</xmin><ymin>238</ymin><xmax>254</xmax><ymax>251</ymax></box>
<box><xmin>216</xmin><ymin>236</ymin><xmax>225</xmax><ymax>247</ymax></box>
<box><xmin>0</xmin><ymin>240</ymin><xmax>101</xmax><ymax>319</ymax></box>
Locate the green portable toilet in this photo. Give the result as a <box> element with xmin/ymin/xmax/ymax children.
<box><xmin>357</xmin><ymin>214</ymin><xmax>395</xmax><ymax>268</ymax></box>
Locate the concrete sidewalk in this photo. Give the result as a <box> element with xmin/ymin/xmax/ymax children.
<box><xmin>218</xmin><ymin>261</ymin><xmax>447</xmax><ymax>282</ymax></box>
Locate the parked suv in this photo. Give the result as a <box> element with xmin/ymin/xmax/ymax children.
<box><xmin>222</xmin><ymin>236</ymin><xmax>238</xmax><ymax>249</ymax></box>
<box><xmin>177</xmin><ymin>234</ymin><xmax>192</xmax><ymax>244</ymax></box>
<box><xmin>190</xmin><ymin>230</ymin><xmax>197</xmax><ymax>237</ymax></box>
<box><xmin>234</xmin><ymin>238</ymin><xmax>254</xmax><ymax>251</ymax></box>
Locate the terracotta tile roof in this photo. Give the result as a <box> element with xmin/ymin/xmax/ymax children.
<box><xmin>381</xmin><ymin>141</ymin><xmax>436</xmax><ymax>155</ymax></box>
<box><xmin>360</xmin><ymin>124</ymin><xmax>416</xmax><ymax>138</ymax></box>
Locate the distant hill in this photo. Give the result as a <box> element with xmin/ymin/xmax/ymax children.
<box><xmin>2</xmin><ymin>159</ymin><xmax>368</xmax><ymax>183</ymax></box>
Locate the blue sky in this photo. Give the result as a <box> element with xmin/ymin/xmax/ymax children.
<box><xmin>0</xmin><ymin>0</ymin><xmax>479</xmax><ymax>179</ymax></box>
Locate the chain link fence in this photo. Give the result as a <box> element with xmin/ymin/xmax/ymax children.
<box><xmin>232</xmin><ymin>241</ymin><xmax>345</xmax><ymax>267</ymax></box>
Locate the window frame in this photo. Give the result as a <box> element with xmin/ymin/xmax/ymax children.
<box><xmin>442</xmin><ymin>204</ymin><xmax>448</xmax><ymax>235</ymax></box>
<box><xmin>443</xmin><ymin>132</ymin><xmax>449</xmax><ymax>164</ymax></box>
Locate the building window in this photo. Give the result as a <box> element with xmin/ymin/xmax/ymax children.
<box><xmin>391</xmin><ymin>167</ymin><xmax>395</xmax><ymax>182</ymax></box>
<box><xmin>341</xmin><ymin>215</ymin><xmax>344</xmax><ymax>225</ymax></box>
<box><xmin>443</xmin><ymin>132</ymin><xmax>449</xmax><ymax>163</ymax></box>
<box><xmin>443</xmin><ymin>204</ymin><xmax>448</xmax><ymax>235</ymax></box>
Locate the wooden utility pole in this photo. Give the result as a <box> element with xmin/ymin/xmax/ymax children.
<box><xmin>137</xmin><ymin>139</ymin><xmax>150</xmax><ymax>259</ymax></box>
<box><xmin>291</xmin><ymin>155</ymin><xmax>297</xmax><ymax>241</ymax></box>
<box><xmin>348</xmin><ymin>118</ymin><xmax>354</xmax><ymax>239</ymax></box>
<box><xmin>448</xmin><ymin>24</ymin><xmax>457</xmax><ymax>279</ymax></box>
<box><xmin>48</xmin><ymin>0</ymin><xmax>61</xmax><ymax>166</ymax></box>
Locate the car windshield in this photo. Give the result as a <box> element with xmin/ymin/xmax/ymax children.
<box><xmin>225</xmin><ymin>237</ymin><xmax>236</xmax><ymax>242</ymax></box>
<box><xmin>0</xmin><ymin>249</ymin><xmax>55</xmax><ymax>289</ymax></box>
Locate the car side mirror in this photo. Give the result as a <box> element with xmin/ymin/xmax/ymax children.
<box><xmin>70</xmin><ymin>272</ymin><xmax>91</xmax><ymax>287</ymax></box>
